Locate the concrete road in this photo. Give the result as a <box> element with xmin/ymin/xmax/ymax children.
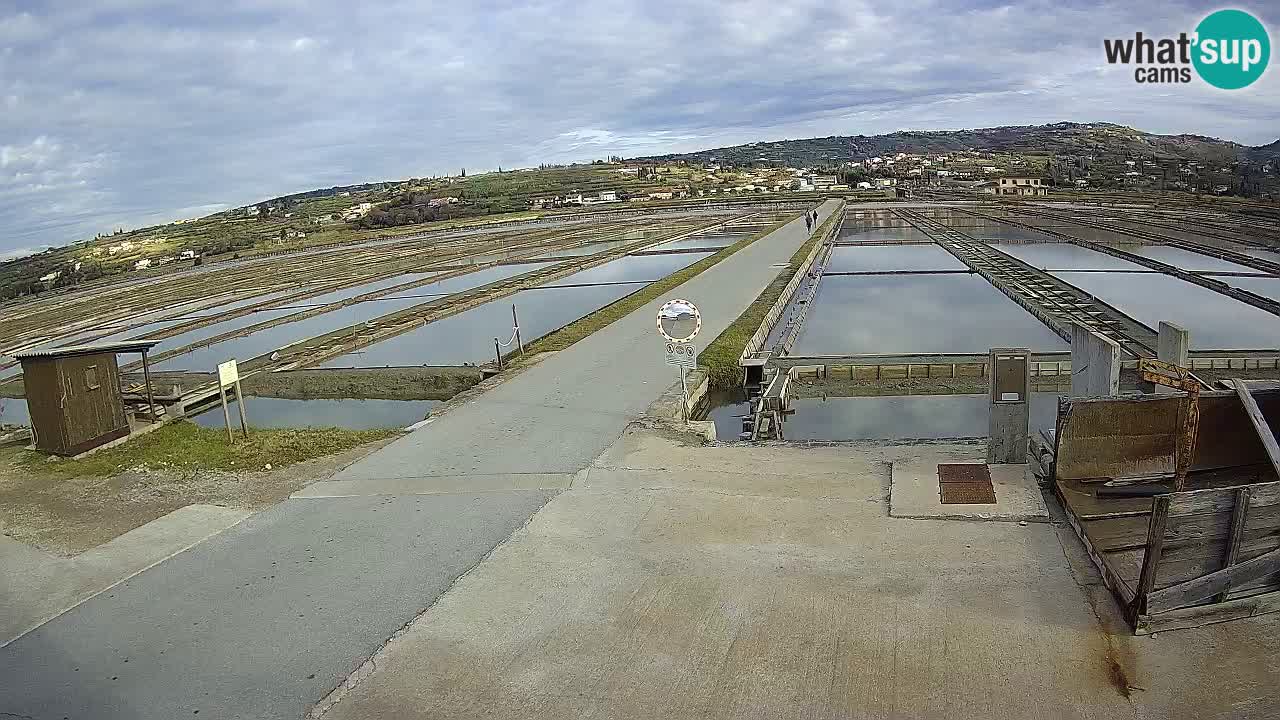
<box><xmin>300</xmin><ymin>200</ymin><xmax>839</xmax><ymax>496</ymax></box>
<box><xmin>319</xmin><ymin>429</ymin><xmax>1280</xmax><ymax>720</ymax></box>
<box><xmin>0</xmin><ymin>492</ymin><xmax>557</xmax><ymax>719</ymax></box>
<box><xmin>0</xmin><ymin>201</ymin><xmax>835</xmax><ymax>719</ymax></box>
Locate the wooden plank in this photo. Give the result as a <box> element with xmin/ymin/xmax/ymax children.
<box><xmin>1145</xmin><ymin>546</ymin><xmax>1280</xmax><ymax>613</ymax></box>
<box><xmin>1233</xmin><ymin>378</ymin><xmax>1280</xmax><ymax>481</ymax></box>
<box><xmin>1105</xmin><ymin>534</ymin><xmax>1280</xmax><ymax>588</ymax></box>
<box><xmin>1053</xmin><ymin>480</ymin><xmax>1136</xmax><ymax>604</ymax></box>
<box><xmin>1136</xmin><ymin>589</ymin><xmax>1280</xmax><ymax>635</ymax></box>
<box><xmin>1166</xmin><ymin>479</ymin><xmax>1280</xmax><ymax>516</ymax></box>
<box><xmin>1133</xmin><ymin>496</ymin><xmax>1171</xmax><ymax>616</ymax></box>
<box><xmin>1216</xmin><ymin>487</ymin><xmax>1252</xmax><ymax>603</ymax></box>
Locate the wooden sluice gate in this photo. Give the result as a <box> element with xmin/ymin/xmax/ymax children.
<box><xmin>1041</xmin><ymin>384</ymin><xmax>1280</xmax><ymax>634</ymax></box>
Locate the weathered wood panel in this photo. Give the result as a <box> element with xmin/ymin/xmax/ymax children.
<box><xmin>21</xmin><ymin>358</ymin><xmax>67</xmax><ymax>454</ymax></box>
<box><xmin>1135</xmin><ymin>589</ymin><xmax>1280</xmax><ymax>635</ymax></box>
<box><xmin>1146</xmin><ymin>547</ymin><xmax>1280</xmax><ymax>613</ymax></box>
<box><xmin>1055</xmin><ymin>390</ymin><xmax>1280</xmax><ymax>481</ymax></box>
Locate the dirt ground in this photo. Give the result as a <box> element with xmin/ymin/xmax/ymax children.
<box><xmin>0</xmin><ymin>434</ymin><xmax>396</xmax><ymax>556</ymax></box>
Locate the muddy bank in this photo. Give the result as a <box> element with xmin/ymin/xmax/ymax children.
<box><xmin>123</xmin><ymin>366</ymin><xmax>483</xmax><ymax>401</ymax></box>
<box><xmin>244</xmin><ymin>367</ymin><xmax>482</xmax><ymax>400</ymax></box>
<box><xmin>792</xmin><ymin>375</ymin><xmax>1071</xmax><ymax>397</ymax></box>
<box><xmin>789</xmin><ymin>365</ymin><xmax>1280</xmax><ymax>398</ymax></box>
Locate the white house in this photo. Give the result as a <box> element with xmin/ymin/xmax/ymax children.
<box><xmin>995</xmin><ymin>176</ymin><xmax>1048</xmax><ymax>196</ymax></box>
<box><xmin>134</xmin><ymin>259</ymin><xmax>152</xmax><ymax>270</ymax></box>
<box><xmin>856</xmin><ymin>181</ymin><xmax>872</xmax><ymax>189</ymax></box>
<box><xmin>179</xmin><ymin>250</ymin><xmax>198</xmax><ymax>260</ymax></box>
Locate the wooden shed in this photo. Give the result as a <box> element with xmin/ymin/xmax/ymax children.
<box><xmin>14</xmin><ymin>340</ymin><xmax>160</xmax><ymax>456</ymax></box>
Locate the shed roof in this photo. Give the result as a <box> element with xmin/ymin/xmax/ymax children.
<box><xmin>14</xmin><ymin>340</ymin><xmax>161</xmax><ymax>361</ymax></box>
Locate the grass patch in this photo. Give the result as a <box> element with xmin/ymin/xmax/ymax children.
<box><xmin>698</xmin><ymin>210</ymin><xmax>838</xmax><ymax>388</ymax></box>
<box><xmin>21</xmin><ymin>422</ymin><xmax>396</xmax><ymax>478</ymax></box>
<box><xmin>521</xmin><ymin>213</ymin><xmax>800</xmax><ymax>355</ymax></box>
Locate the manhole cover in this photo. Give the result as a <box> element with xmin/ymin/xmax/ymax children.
<box><xmin>938</xmin><ymin>463</ymin><xmax>990</xmax><ymax>484</ymax></box>
<box><xmin>938</xmin><ymin>464</ymin><xmax>996</xmax><ymax>505</ymax></box>
<box><xmin>940</xmin><ymin>482</ymin><xmax>998</xmax><ymax>504</ymax></box>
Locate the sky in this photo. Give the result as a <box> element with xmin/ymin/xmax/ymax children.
<box><xmin>1</xmin><ymin>0</ymin><xmax>1278</xmax><ymax>257</ymax></box>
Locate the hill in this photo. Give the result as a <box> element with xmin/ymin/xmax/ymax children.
<box><xmin>637</xmin><ymin>121</ymin><xmax>1278</xmax><ymax>173</ymax></box>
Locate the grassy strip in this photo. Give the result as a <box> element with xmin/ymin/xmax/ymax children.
<box><xmin>519</xmin><ymin>214</ymin><xmax>800</xmax><ymax>356</ymax></box>
<box><xmin>21</xmin><ymin>422</ymin><xmax>396</xmax><ymax>478</ymax></box>
<box><xmin>698</xmin><ymin>211</ymin><xmax>838</xmax><ymax>389</ymax></box>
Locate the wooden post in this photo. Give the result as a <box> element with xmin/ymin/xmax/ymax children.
<box><xmin>494</xmin><ymin>338</ymin><xmax>503</xmax><ymax>371</ymax></box>
<box><xmin>512</xmin><ymin>304</ymin><xmax>524</xmax><ymax>356</ymax></box>
<box><xmin>233</xmin><ymin>378</ymin><xmax>249</xmax><ymax>439</ymax></box>
<box><xmin>1215</xmin><ymin>487</ymin><xmax>1252</xmax><ymax>603</ymax></box>
<box><xmin>1133</xmin><ymin>495</ymin><xmax>1171</xmax><ymax>619</ymax></box>
<box><xmin>140</xmin><ymin>348</ymin><xmax>158</xmax><ymax>424</ymax></box>
<box><xmin>1232</xmin><ymin>378</ymin><xmax>1280</xmax><ymax>480</ymax></box>
<box><xmin>218</xmin><ymin>384</ymin><xmax>234</xmax><ymax>444</ymax></box>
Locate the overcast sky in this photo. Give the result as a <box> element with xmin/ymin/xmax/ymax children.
<box><xmin>1</xmin><ymin>0</ymin><xmax>1277</xmax><ymax>257</ymax></box>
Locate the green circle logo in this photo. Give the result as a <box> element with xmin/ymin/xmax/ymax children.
<box><xmin>1193</xmin><ymin>9</ymin><xmax>1270</xmax><ymax>89</ymax></box>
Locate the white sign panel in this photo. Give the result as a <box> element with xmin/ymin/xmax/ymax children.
<box><xmin>217</xmin><ymin>359</ymin><xmax>239</xmax><ymax>388</ymax></box>
<box><xmin>664</xmin><ymin>342</ymin><xmax>696</xmax><ymax>368</ymax></box>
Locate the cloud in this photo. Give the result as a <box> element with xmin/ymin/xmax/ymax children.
<box><xmin>0</xmin><ymin>0</ymin><xmax>1276</xmax><ymax>252</ymax></box>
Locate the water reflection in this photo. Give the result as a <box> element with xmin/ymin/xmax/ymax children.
<box><xmin>1054</xmin><ymin>271</ymin><xmax>1280</xmax><ymax>349</ymax></box>
<box><xmin>989</xmin><ymin>243</ymin><xmax>1145</xmax><ymax>271</ymax></box>
<box><xmin>154</xmin><ymin>265</ymin><xmax>537</xmax><ymax>371</ymax></box>
<box><xmin>0</xmin><ymin>396</ymin><xmax>28</xmax><ymax>426</ymax></box>
<box><xmin>1117</xmin><ymin>245</ymin><xmax>1261</xmax><ymax>273</ymax></box>
<box><xmin>706</xmin><ymin>392</ymin><xmax>1059</xmax><ymax>441</ymax></box>
<box><xmin>1224</xmin><ymin>277</ymin><xmax>1280</xmax><ymax>303</ymax></box>
<box><xmin>191</xmin><ymin>397</ymin><xmax>438</xmax><ymax>430</ymax></box>
<box><xmin>794</xmin><ymin>275</ymin><xmax>1067</xmax><ymax>354</ymax></box>
<box><xmin>838</xmin><ymin>227</ymin><xmax>932</xmax><ymax>243</ymax></box>
<box><xmin>826</xmin><ymin>245</ymin><xmax>966</xmax><ymax>272</ymax></box>
<box><xmin>323</xmin><ymin>252</ymin><xmax>712</xmax><ymax>367</ymax></box>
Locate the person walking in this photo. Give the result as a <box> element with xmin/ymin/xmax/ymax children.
<box><xmin>805</xmin><ymin>214</ymin><xmax>812</xmax><ymax>233</ymax></box>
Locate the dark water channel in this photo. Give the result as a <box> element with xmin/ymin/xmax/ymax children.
<box><xmin>704</xmin><ymin>390</ymin><xmax>1059</xmax><ymax>441</ymax></box>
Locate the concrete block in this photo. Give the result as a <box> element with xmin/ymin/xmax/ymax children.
<box><xmin>1071</xmin><ymin>323</ymin><xmax>1120</xmax><ymax>397</ymax></box>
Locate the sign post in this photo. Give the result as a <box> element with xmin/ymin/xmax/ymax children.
<box><xmin>217</xmin><ymin>359</ymin><xmax>249</xmax><ymax>443</ymax></box>
<box><xmin>657</xmin><ymin>299</ymin><xmax>702</xmax><ymax>423</ymax></box>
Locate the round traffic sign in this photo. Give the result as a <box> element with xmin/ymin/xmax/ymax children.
<box><xmin>657</xmin><ymin>298</ymin><xmax>701</xmax><ymax>343</ymax></box>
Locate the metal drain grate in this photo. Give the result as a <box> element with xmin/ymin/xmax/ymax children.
<box><xmin>938</xmin><ymin>463</ymin><xmax>996</xmax><ymax>504</ymax></box>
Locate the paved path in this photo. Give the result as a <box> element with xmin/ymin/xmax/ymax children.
<box><xmin>302</xmin><ymin>200</ymin><xmax>838</xmax><ymax>496</ymax></box>
<box><xmin>0</xmin><ymin>201</ymin><xmax>837</xmax><ymax>720</ymax></box>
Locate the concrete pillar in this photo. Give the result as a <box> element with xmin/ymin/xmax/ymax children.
<box><xmin>1155</xmin><ymin>321</ymin><xmax>1191</xmax><ymax>395</ymax></box>
<box><xmin>988</xmin><ymin>348</ymin><xmax>1030</xmax><ymax>464</ymax></box>
<box><xmin>1071</xmin><ymin>323</ymin><xmax>1120</xmax><ymax>398</ymax></box>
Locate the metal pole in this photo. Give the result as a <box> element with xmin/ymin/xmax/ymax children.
<box><xmin>494</xmin><ymin>338</ymin><xmax>503</xmax><ymax>371</ymax></box>
<box><xmin>218</xmin><ymin>384</ymin><xmax>234</xmax><ymax>444</ymax></box>
<box><xmin>513</xmin><ymin>304</ymin><xmax>524</xmax><ymax>356</ymax></box>
<box><xmin>679</xmin><ymin>364</ymin><xmax>689</xmax><ymax>423</ymax></box>
<box><xmin>233</xmin><ymin>378</ymin><xmax>249</xmax><ymax>439</ymax></box>
<box><xmin>140</xmin><ymin>349</ymin><xmax>158</xmax><ymax>424</ymax></box>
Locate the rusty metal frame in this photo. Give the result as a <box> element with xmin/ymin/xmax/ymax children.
<box><xmin>1138</xmin><ymin>358</ymin><xmax>1204</xmax><ymax>490</ymax></box>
